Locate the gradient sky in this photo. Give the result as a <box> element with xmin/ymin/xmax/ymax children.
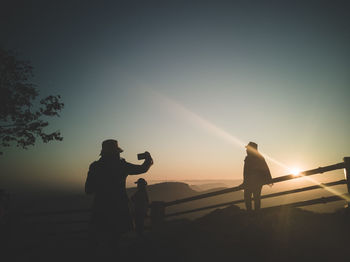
<box><xmin>1</xmin><ymin>0</ymin><xmax>349</xmax><ymax>192</ymax></box>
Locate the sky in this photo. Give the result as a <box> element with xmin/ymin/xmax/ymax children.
<box><xmin>1</xmin><ymin>0</ymin><xmax>350</xmax><ymax>192</ymax></box>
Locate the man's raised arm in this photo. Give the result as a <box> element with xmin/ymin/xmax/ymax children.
<box><xmin>125</xmin><ymin>152</ymin><xmax>153</xmax><ymax>175</ymax></box>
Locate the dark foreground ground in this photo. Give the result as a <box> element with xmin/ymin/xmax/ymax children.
<box><xmin>5</xmin><ymin>205</ymin><xmax>350</xmax><ymax>262</ymax></box>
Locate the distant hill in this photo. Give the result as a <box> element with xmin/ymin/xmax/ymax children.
<box><xmin>9</xmin><ymin>181</ymin><xmax>212</xmax><ymax>214</ymax></box>
<box><xmin>190</xmin><ymin>183</ymin><xmax>233</xmax><ymax>192</ymax></box>
<box><xmin>127</xmin><ymin>182</ymin><xmax>198</xmax><ymax>202</ymax></box>
<box><xmin>8</xmin><ymin>179</ymin><xmax>346</xmax><ymax>217</ymax></box>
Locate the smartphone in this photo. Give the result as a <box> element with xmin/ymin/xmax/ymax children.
<box><xmin>137</xmin><ymin>152</ymin><xmax>147</xmax><ymax>160</ymax></box>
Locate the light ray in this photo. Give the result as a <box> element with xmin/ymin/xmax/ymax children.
<box><xmin>298</xmin><ymin>174</ymin><xmax>350</xmax><ymax>202</ymax></box>
<box><xmin>153</xmin><ymin>90</ymin><xmax>289</xmax><ymax>170</ymax></box>
<box><xmin>152</xmin><ymin>90</ymin><xmax>349</xmax><ymax>202</ymax></box>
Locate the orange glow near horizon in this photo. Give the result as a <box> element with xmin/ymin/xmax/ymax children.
<box><xmin>151</xmin><ymin>91</ymin><xmax>349</xmax><ymax>201</ymax></box>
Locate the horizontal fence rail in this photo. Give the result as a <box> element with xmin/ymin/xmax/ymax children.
<box><xmin>6</xmin><ymin>157</ymin><xmax>349</xmax><ymax>231</ymax></box>
<box><xmin>164</xmin><ymin>161</ymin><xmax>346</xmax><ymax>207</ymax></box>
<box><xmin>264</xmin><ymin>194</ymin><xmax>349</xmax><ymax>210</ymax></box>
<box><xmin>166</xmin><ymin>179</ymin><xmax>347</xmax><ymax>217</ymax></box>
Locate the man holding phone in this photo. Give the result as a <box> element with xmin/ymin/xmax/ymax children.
<box><xmin>85</xmin><ymin>139</ymin><xmax>153</xmax><ymax>258</ymax></box>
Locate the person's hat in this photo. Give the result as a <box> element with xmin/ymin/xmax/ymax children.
<box><xmin>245</xmin><ymin>141</ymin><xmax>258</xmax><ymax>150</ymax></box>
<box><xmin>100</xmin><ymin>139</ymin><xmax>123</xmax><ymax>155</ymax></box>
<box><xmin>135</xmin><ymin>178</ymin><xmax>147</xmax><ymax>186</ymax></box>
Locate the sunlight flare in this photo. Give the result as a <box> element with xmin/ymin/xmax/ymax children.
<box><xmin>152</xmin><ymin>91</ymin><xmax>349</xmax><ymax>202</ymax></box>
<box><xmin>290</xmin><ymin>168</ymin><xmax>301</xmax><ymax>176</ymax></box>
<box><xmin>304</xmin><ymin>175</ymin><xmax>350</xmax><ymax>202</ymax></box>
<box><xmin>152</xmin><ymin>90</ymin><xmax>290</xmax><ymax>171</ymax></box>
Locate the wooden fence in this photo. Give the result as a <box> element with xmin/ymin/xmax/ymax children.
<box><xmin>149</xmin><ymin>157</ymin><xmax>350</xmax><ymax>224</ymax></box>
<box><xmin>5</xmin><ymin>157</ymin><xmax>350</xmax><ymax>236</ymax></box>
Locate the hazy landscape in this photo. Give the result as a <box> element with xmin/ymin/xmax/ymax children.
<box><xmin>2</xmin><ymin>1</ymin><xmax>349</xmax><ymax>261</ymax></box>
<box><xmin>5</xmin><ymin>181</ymin><xmax>349</xmax><ymax>261</ymax></box>
<box><xmin>8</xmin><ymin>173</ymin><xmax>347</xmax><ymax>216</ymax></box>
<box><xmin>5</xmin><ymin>178</ymin><xmax>348</xmax><ymax>261</ymax></box>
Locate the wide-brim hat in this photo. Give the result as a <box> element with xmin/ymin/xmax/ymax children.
<box><xmin>135</xmin><ymin>178</ymin><xmax>147</xmax><ymax>186</ymax></box>
<box><xmin>100</xmin><ymin>139</ymin><xmax>123</xmax><ymax>155</ymax></box>
<box><xmin>245</xmin><ymin>141</ymin><xmax>258</xmax><ymax>150</ymax></box>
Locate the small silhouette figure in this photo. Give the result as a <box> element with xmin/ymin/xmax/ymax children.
<box><xmin>242</xmin><ymin>142</ymin><xmax>272</xmax><ymax>211</ymax></box>
<box><xmin>131</xmin><ymin>178</ymin><xmax>149</xmax><ymax>236</ymax></box>
<box><xmin>85</xmin><ymin>139</ymin><xmax>153</xmax><ymax>258</ymax></box>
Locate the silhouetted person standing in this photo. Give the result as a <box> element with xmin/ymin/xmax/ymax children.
<box><xmin>85</xmin><ymin>139</ymin><xmax>153</xmax><ymax>258</ymax></box>
<box><xmin>131</xmin><ymin>178</ymin><xmax>149</xmax><ymax>236</ymax></box>
<box><xmin>243</xmin><ymin>142</ymin><xmax>272</xmax><ymax>211</ymax></box>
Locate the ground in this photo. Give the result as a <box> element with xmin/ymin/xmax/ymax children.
<box><xmin>5</xmin><ymin>205</ymin><xmax>350</xmax><ymax>262</ymax></box>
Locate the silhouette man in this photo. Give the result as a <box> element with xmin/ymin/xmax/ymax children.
<box><xmin>131</xmin><ymin>178</ymin><xmax>149</xmax><ymax>236</ymax></box>
<box><xmin>85</xmin><ymin>139</ymin><xmax>153</xmax><ymax>258</ymax></box>
<box><xmin>243</xmin><ymin>142</ymin><xmax>272</xmax><ymax>211</ymax></box>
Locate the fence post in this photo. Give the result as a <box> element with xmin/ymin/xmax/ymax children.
<box><xmin>150</xmin><ymin>201</ymin><xmax>165</xmax><ymax>228</ymax></box>
<box><xmin>344</xmin><ymin>157</ymin><xmax>350</xmax><ymax>194</ymax></box>
<box><xmin>0</xmin><ymin>190</ymin><xmax>10</xmax><ymax>251</ymax></box>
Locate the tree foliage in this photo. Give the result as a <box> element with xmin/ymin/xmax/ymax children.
<box><xmin>0</xmin><ymin>48</ymin><xmax>64</xmax><ymax>155</ymax></box>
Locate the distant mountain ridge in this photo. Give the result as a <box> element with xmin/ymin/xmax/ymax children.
<box><xmin>139</xmin><ymin>179</ymin><xmax>242</xmax><ymax>189</ymax></box>
<box><xmin>127</xmin><ymin>182</ymin><xmax>198</xmax><ymax>202</ymax></box>
<box><xmin>9</xmin><ymin>181</ymin><xmax>224</xmax><ymax>213</ymax></box>
<box><xmin>9</xmin><ymin>180</ymin><xmax>344</xmax><ymax>216</ymax></box>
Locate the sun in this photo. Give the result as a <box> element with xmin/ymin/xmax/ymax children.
<box><xmin>290</xmin><ymin>168</ymin><xmax>301</xmax><ymax>176</ymax></box>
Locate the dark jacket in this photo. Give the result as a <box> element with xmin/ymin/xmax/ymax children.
<box><xmin>243</xmin><ymin>153</ymin><xmax>272</xmax><ymax>189</ymax></box>
<box><xmin>85</xmin><ymin>156</ymin><xmax>152</xmax><ymax>234</ymax></box>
